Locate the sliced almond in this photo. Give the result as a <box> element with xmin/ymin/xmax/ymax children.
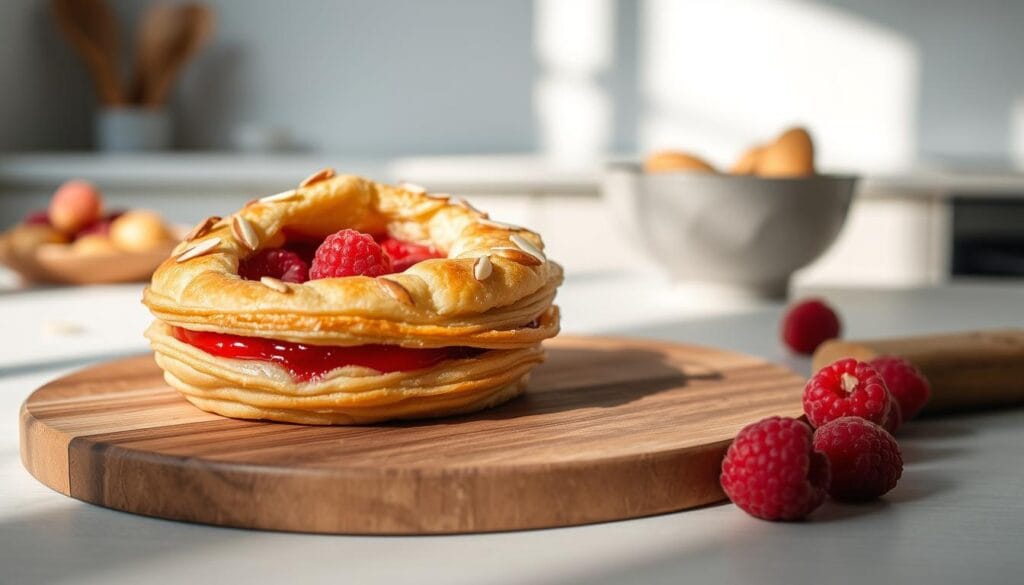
<box><xmin>184</xmin><ymin>216</ymin><xmax>221</xmax><ymax>242</ymax></box>
<box><xmin>399</xmin><ymin>181</ymin><xmax>427</xmax><ymax>194</ymax></box>
<box><xmin>451</xmin><ymin>197</ymin><xmax>488</xmax><ymax>217</ymax></box>
<box><xmin>260</xmin><ymin>276</ymin><xmax>290</xmax><ymax>293</ymax></box>
<box><xmin>425</xmin><ymin>192</ymin><xmax>450</xmax><ymax>202</ymax></box>
<box><xmin>378</xmin><ymin>278</ymin><xmax>414</xmax><ymax>306</ymax></box>
<box><xmin>491</xmin><ymin>247</ymin><xmax>543</xmax><ymax>267</ymax></box>
<box><xmin>510</xmin><ymin>234</ymin><xmax>545</xmax><ymax>262</ymax></box>
<box><xmin>478</xmin><ymin>217</ymin><xmax>526</xmax><ymax>231</ymax></box>
<box><xmin>260</xmin><ymin>189</ymin><xmax>301</xmax><ymax>203</ymax></box>
<box><xmin>473</xmin><ymin>255</ymin><xmax>493</xmax><ymax>281</ymax></box>
<box><xmin>231</xmin><ymin>215</ymin><xmax>259</xmax><ymax>251</ymax></box>
<box><xmin>175</xmin><ymin>237</ymin><xmax>221</xmax><ymax>263</ymax></box>
<box><xmin>171</xmin><ymin>239</ymin><xmax>190</xmax><ymax>257</ymax></box>
<box><xmin>299</xmin><ymin>167</ymin><xmax>336</xmax><ymax>188</ymax></box>
<box><xmin>243</xmin><ymin>198</ymin><xmax>260</xmax><ymax>208</ymax></box>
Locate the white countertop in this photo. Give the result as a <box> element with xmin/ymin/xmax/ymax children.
<box><xmin>3</xmin><ymin>152</ymin><xmax>1024</xmax><ymax>198</ymax></box>
<box><xmin>2</xmin><ymin>273</ymin><xmax>1024</xmax><ymax>584</ymax></box>
<box><xmin>0</xmin><ymin>153</ymin><xmax>597</xmax><ymax>196</ymax></box>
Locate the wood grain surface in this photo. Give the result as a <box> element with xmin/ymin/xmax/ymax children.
<box><xmin>813</xmin><ymin>329</ymin><xmax>1024</xmax><ymax>413</ymax></box>
<box><xmin>20</xmin><ymin>336</ymin><xmax>805</xmax><ymax>534</ymax></box>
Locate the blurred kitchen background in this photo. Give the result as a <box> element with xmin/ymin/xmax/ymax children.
<box><xmin>3</xmin><ymin>0</ymin><xmax>1024</xmax><ymax>289</ymax></box>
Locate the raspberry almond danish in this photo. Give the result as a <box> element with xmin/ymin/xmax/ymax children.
<box><xmin>143</xmin><ymin>171</ymin><xmax>562</xmax><ymax>424</ymax></box>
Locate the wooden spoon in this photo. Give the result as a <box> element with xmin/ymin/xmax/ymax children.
<box><xmin>51</xmin><ymin>0</ymin><xmax>123</xmax><ymax>105</ymax></box>
<box><xmin>132</xmin><ymin>3</ymin><xmax>215</xmax><ymax>106</ymax></box>
<box><xmin>127</xmin><ymin>3</ymin><xmax>181</xmax><ymax>105</ymax></box>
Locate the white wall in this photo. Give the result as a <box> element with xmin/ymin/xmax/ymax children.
<box><xmin>2</xmin><ymin>0</ymin><xmax>1024</xmax><ymax>165</ymax></box>
<box><xmin>824</xmin><ymin>0</ymin><xmax>1024</xmax><ymax>162</ymax></box>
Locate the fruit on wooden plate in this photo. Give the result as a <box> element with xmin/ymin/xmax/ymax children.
<box><xmin>643</xmin><ymin>150</ymin><xmax>717</xmax><ymax>174</ymax></box>
<box><xmin>72</xmin><ymin>233</ymin><xmax>121</xmax><ymax>255</ymax></box>
<box><xmin>110</xmin><ymin>210</ymin><xmax>173</xmax><ymax>252</ymax></box>
<box><xmin>5</xmin><ymin>224</ymin><xmax>68</xmax><ymax>257</ymax></box>
<box><xmin>1</xmin><ymin>181</ymin><xmax>177</xmax><ymax>284</ymax></box>
<box><xmin>48</xmin><ymin>180</ymin><xmax>103</xmax><ymax>234</ymax></box>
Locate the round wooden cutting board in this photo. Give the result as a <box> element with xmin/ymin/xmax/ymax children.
<box><xmin>20</xmin><ymin>336</ymin><xmax>805</xmax><ymax>534</ymax></box>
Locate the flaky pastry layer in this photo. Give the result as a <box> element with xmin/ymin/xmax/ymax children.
<box><xmin>142</xmin><ymin>173</ymin><xmax>561</xmax><ymax>423</ymax></box>
<box><xmin>146</xmin><ymin>321</ymin><xmax>541</xmax><ymax>425</ymax></box>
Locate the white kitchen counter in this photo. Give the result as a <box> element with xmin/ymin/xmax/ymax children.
<box><xmin>2</xmin><ymin>273</ymin><xmax>1023</xmax><ymax>584</ymax></box>
<box><xmin>0</xmin><ymin>153</ymin><xmax>597</xmax><ymax>195</ymax></box>
<box><xmin>3</xmin><ymin>152</ymin><xmax>1024</xmax><ymax>197</ymax></box>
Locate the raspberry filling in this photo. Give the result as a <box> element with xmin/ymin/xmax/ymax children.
<box><xmin>237</xmin><ymin>234</ymin><xmax>445</xmax><ymax>283</ymax></box>
<box><xmin>172</xmin><ymin>327</ymin><xmax>484</xmax><ymax>382</ymax></box>
<box><xmin>380</xmin><ymin>238</ymin><xmax>445</xmax><ymax>272</ymax></box>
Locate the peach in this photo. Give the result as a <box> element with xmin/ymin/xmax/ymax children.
<box><xmin>110</xmin><ymin>210</ymin><xmax>171</xmax><ymax>252</ymax></box>
<box><xmin>49</xmin><ymin>180</ymin><xmax>103</xmax><ymax>234</ymax></box>
<box><xmin>6</xmin><ymin>224</ymin><xmax>68</xmax><ymax>257</ymax></box>
<box><xmin>72</xmin><ymin>234</ymin><xmax>119</xmax><ymax>256</ymax></box>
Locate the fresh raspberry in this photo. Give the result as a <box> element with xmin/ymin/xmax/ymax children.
<box><xmin>309</xmin><ymin>229</ymin><xmax>392</xmax><ymax>279</ymax></box>
<box><xmin>239</xmin><ymin>249</ymin><xmax>309</xmax><ymax>283</ymax></box>
<box><xmin>803</xmin><ymin>358</ymin><xmax>891</xmax><ymax>428</ymax></box>
<box><xmin>881</xmin><ymin>397</ymin><xmax>902</xmax><ymax>435</ymax></box>
<box><xmin>720</xmin><ymin>416</ymin><xmax>830</xmax><ymax>521</ymax></box>
<box><xmin>781</xmin><ymin>298</ymin><xmax>841</xmax><ymax>355</ymax></box>
<box><xmin>283</xmin><ymin>239</ymin><xmax>320</xmax><ymax>265</ymax></box>
<box><xmin>380</xmin><ymin>238</ymin><xmax>444</xmax><ymax>272</ymax></box>
<box><xmin>870</xmin><ymin>356</ymin><xmax>931</xmax><ymax>420</ymax></box>
<box><xmin>813</xmin><ymin>417</ymin><xmax>903</xmax><ymax>501</ymax></box>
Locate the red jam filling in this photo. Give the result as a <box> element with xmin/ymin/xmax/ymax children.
<box><xmin>172</xmin><ymin>327</ymin><xmax>484</xmax><ymax>382</ymax></box>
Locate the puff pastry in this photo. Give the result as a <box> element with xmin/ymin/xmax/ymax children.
<box><xmin>143</xmin><ymin>172</ymin><xmax>562</xmax><ymax>424</ymax></box>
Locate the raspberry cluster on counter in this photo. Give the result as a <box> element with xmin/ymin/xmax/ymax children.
<box><xmin>720</xmin><ymin>299</ymin><xmax>932</xmax><ymax>521</ymax></box>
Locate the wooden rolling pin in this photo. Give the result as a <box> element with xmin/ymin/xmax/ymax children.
<box><xmin>813</xmin><ymin>330</ymin><xmax>1024</xmax><ymax>414</ymax></box>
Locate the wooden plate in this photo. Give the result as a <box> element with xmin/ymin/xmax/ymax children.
<box><xmin>0</xmin><ymin>226</ymin><xmax>183</xmax><ymax>285</ymax></box>
<box><xmin>20</xmin><ymin>336</ymin><xmax>805</xmax><ymax>534</ymax></box>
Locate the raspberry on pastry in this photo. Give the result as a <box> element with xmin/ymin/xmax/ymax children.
<box><xmin>239</xmin><ymin>249</ymin><xmax>309</xmax><ymax>283</ymax></box>
<box><xmin>380</xmin><ymin>238</ymin><xmax>444</xmax><ymax>272</ymax></box>
<box><xmin>310</xmin><ymin>229</ymin><xmax>392</xmax><ymax>279</ymax></box>
<box><xmin>143</xmin><ymin>172</ymin><xmax>563</xmax><ymax>425</ymax></box>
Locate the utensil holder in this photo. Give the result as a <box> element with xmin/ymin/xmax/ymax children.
<box><xmin>96</xmin><ymin>107</ymin><xmax>171</xmax><ymax>151</ymax></box>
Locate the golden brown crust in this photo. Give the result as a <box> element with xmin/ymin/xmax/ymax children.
<box><xmin>144</xmin><ymin>175</ymin><xmax>563</xmax><ymax>346</ymax></box>
<box><xmin>142</xmin><ymin>173</ymin><xmax>561</xmax><ymax>424</ymax></box>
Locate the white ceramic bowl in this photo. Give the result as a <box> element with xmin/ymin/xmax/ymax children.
<box><xmin>603</xmin><ymin>164</ymin><xmax>856</xmax><ymax>298</ymax></box>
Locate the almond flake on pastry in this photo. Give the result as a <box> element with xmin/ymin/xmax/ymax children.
<box><xmin>143</xmin><ymin>173</ymin><xmax>563</xmax><ymax>425</ymax></box>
